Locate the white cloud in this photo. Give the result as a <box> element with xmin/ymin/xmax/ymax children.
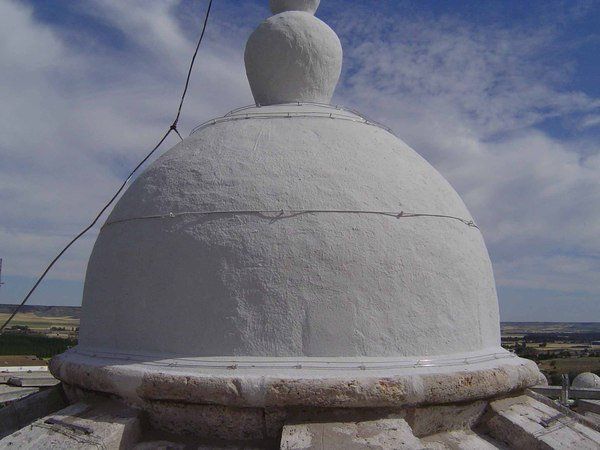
<box><xmin>0</xmin><ymin>0</ymin><xmax>253</xmax><ymax>283</ymax></box>
<box><xmin>579</xmin><ymin>114</ymin><xmax>600</xmax><ymax>130</ymax></box>
<box><xmin>495</xmin><ymin>254</ymin><xmax>600</xmax><ymax>295</ymax></box>
<box><xmin>332</xmin><ymin>9</ymin><xmax>600</xmax><ymax>299</ymax></box>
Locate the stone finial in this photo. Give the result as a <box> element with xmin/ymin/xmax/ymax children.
<box><xmin>270</xmin><ymin>0</ymin><xmax>320</xmax><ymax>15</ymax></box>
<box><xmin>244</xmin><ymin>1</ymin><xmax>342</xmax><ymax>106</ymax></box>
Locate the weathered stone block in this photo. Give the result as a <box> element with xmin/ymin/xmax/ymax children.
<box><xmin>486</xmin><ymin>395</ymin><xmax>600</xmax><ymax>449</ymax></box>
<box><xmin>0</xmin><ymin>400</ymin><xmax>140</xmax><ymax>449</ymax></box>
<box><xmin>0</xmin><ymin>385</ymin><xmax>66</xmax><ymax>439</ymax></box>
<box><xmin>280</xmin><ymin>418</ymin><xmax>422</xmax><ymax>449</ymax></box>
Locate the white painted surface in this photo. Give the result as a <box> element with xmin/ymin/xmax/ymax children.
<box><xmin>270</xmin><ymin>0</ymin><xmax>320</xmax><ymax>15</ymax></box>
<box><xmin>78</xmin><ymin>104</ymin><xmax>501</xmax><ymax>359</ymax></box>
<box><xmin>245</xmin><ymin>12</ymin><xmax>342</xmax><ymax>105</ymax></box>
<box><xmin>573</xmin><ymin>373</ymin><xmax>600</xmax><ymax>389</ymax></box>
<box><xmin>0</xmin><ymin>366</ymin><xmax>48</xmax><ymax>373</ymax></box>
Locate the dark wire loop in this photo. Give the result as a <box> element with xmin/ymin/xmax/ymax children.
<box><xmin>0</xmin><ymin>0</ymin><xmax>214</xmax><ymax>335</ymax></box>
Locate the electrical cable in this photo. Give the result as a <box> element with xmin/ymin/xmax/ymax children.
<box><xmin>0</xmin><ymin>0</ymin><xmax>214</xmax><ymax>335</ymax></box>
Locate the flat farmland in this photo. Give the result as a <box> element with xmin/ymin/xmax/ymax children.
<box><xmin>538</xmin><ymin>357</ymin><xmax>600</xmax><ymax>375</ymax></box>
<box><xmin>0</xmin><ymin>312</ymin><xmax>79</xmax><ymax>330</ymax></box>
<box><xmin>531</xmin><ymin>343</ymin><xmax>600</xmax><ymax>351</ymax></box>
<box><xmin>0</xmin><ymin>305</ymin><xmax>80</xmax><ymax>333</ymax></box>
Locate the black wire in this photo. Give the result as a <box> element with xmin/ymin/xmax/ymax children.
<box><xmin>0</xmin><ymin>0</ymin><xmax>213</xmax><ymax>335</ymax></box>
<box><xmin>172</xmin><ymin>0</ymin><xmax>213</xmax><ymax>132</ymax></box>
<box><xmin>0</xmin><ymin>130</ymin><xmax>171</xmax><ymax>335</ymax></box>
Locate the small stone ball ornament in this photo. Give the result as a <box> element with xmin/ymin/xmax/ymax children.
<box><xmin>245</xmin><ymin>10</ymin><xmax>342</xmax><ymax>105</ymax></box>
<box><xmin>572</xmin><ymin>372</ymin><xmax>600</xmax><ymax>389</ymax></box>
<box><xmin>270</xmin><ymin>0</ymin><xmax>320</xmax><ymax>15</ymax></box>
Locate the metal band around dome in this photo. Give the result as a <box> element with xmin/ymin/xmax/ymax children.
<box><xmin>190</xmin><ymin>102</ymin><xmax>394</xmax><ymax>136</ymax></box>
<box><xmin>189</xmin><ymin>111</ymin><xmax>393</xmax><ymax>136</ymax></box>
<box><xmin>70</xmin><ymin>347</ymin><xmax>514</xmax><ymax>371</ymax></box>
<box><xmin>102</xmin><ymin>209</ymin><xmax>478</xmax><ymax>230</ymax></box>
<box><xmin>224</xmin><ymin>102</ymin><xmax>383</xmax><ymax>121</ymax></box>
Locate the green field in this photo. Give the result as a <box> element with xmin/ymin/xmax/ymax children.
<box><xmin>0</xmin><ymin>334</ymin><xmax>77</xmax><ymax>359</ymax></box>
<box><xmin>538</xmin><ymin>356</ymin><xmax>600</xmax><ymax>374</ymax></box>
<box><xmin>537</xmin><ymin>356</ymin><xmax>600</xmax><ymax>385</ymax></box>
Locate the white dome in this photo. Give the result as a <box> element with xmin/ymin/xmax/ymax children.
<box><xmin>51</xmin><ymin>2</ymin><xmax>543</xmax><ymax>436</ymax></box>
<box><xmin>77</xmin><ymin>104</ymin><xmax>500</xmax><ymax>358</ymax></box>
<box><xmin>572</xmin><ymin>372</ymin><xmax>600</xmax><ymax>389</ymax></box>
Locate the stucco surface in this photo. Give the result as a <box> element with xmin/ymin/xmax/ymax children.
<box><xmin>270</xmin><ymin>0</ymin><xmax>320</xmax><ymax>14</ymax></box>
<box><xmin>78</xmin><ymin>104</ymin><xmax>501</xmax><ymax>359</ymax></box>
<box><xmin>245</xmin><ymin>12</ymin><xmax>342</xmax><ymax>105</ymax></box>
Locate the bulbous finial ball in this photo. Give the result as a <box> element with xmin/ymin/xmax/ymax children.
<box><xmin>245</xmin><ymin>12</ymin><xmax>342</xmax><ymax>105</ymax></box>
<box><xmin>270</xmin><ymin>0</ymin><xmax>320</xmax><ymax>15</ymax></box>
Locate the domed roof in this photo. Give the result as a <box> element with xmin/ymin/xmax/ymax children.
<box><xmin>51</xmin><ymin>1</ymin><xmax>543</xmax><ymax>425</ymax></box>
<box><xmin>74</xmin><ymin>1</ymin><xmax>504</xmax><ymax>360</ymax></box>
<box><xmin>572</xmin><ymin>372</ymin><xmax>600</xmax><ymax>389</ymax></box>
<box><xmin>78</xmin><ymin>103</ymin><xmax>500</xmax><ymax>358</ymax></box>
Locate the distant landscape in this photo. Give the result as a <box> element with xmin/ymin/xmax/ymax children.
<box><xmin>0</xmin><ymin>304</ymin><xmax>80</xmax><ymax>320</ymax></box>
<box><xmin>0</xmin><ymin>305</ymin><xmax>599</xmax><ymax>382</ymax></box>
<box><xmin>501</xmin><ymin>322</ymin><xmax>600</xmax><ymax>384</ymax></box>
<box><xmin>0</xmin><ymin>304</ymin><xmax>79</xmax><ymax>359</ymax></box>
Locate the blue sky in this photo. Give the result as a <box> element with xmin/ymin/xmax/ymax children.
<box><xmin>0</xmin><ymin>0</ymin><xmax>599</xmax><ymax>321</ymax></box>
